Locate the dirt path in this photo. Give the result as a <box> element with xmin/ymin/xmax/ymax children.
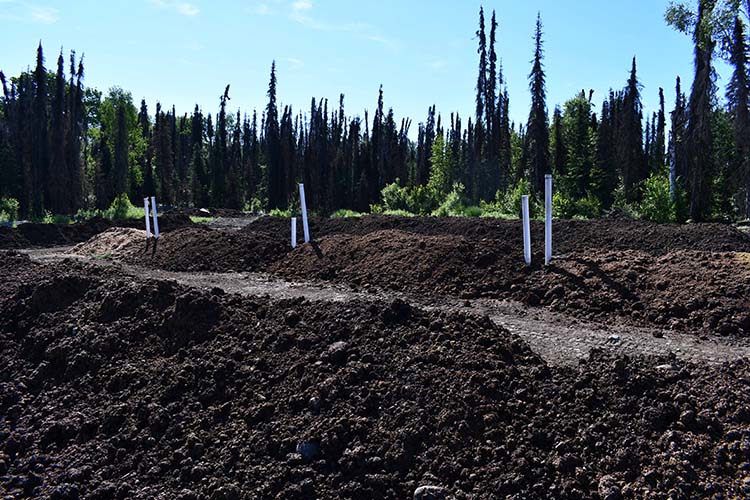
<box><xmin>26</xmin><ymin>246</ymin><xmax>750</xmax><ymax>366</ymax></box>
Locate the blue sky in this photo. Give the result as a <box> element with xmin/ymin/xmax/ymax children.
<box><xmin>0</xmin><ymin>0</ymin><xmax>732</xmax><ymax>133</ymax></box>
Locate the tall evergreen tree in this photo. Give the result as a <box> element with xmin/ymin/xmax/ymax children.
<box><xmin>32</xmin><ymin>43</ymin><xmax>50</xmax><ymax>218</ymax></box>
<box><xmin>728</xmin><ymin>15</ymin><xmax>750</xmax><ymax>217</ymax></box>
<box><xmin>113</xmin><ymin>103</ymin><xmax>129</xmax><ymax>196</ymax></box>
<box><xmin>685</xmin><ymin>0</ymin><xmax>717</xmax><ymax>220</ymax></box>
<box><xmin>49</xmin><ymin>50</ymin><xmax>66</xmax><ymax>214</ymax></box>
<box><xmin>524</xmin><ymin>12</ymin><xmax>550</xmax><ymax>194</ymax></box>
<box><xmin>266</xmin><ymin>61</ymin><xmax>284</xmax><ymax>210</ymax></box>
<box><xmin>138</xmin><ymin>99</ymin><xmax>155</xmax><ymax>197</ymax></box>
<box><xmin>619</xmin><ymin>57</ymin><xmax>645</xmax><ymax>201</ymax></box>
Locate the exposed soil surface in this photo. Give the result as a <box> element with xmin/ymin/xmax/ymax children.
<box><xmin>0</xmin><ymin>214</ymin><xmax>194</xmax><ymax>249</ymax></box>
<box><xmin>69</xmin><ymin>216</ymin><xmax>750</xmax><ymax>336</ymax></box>
<box><xmin>1</xmin><ymin>253</ymin><xmax>749</xmax><ymax>499</ymax></box>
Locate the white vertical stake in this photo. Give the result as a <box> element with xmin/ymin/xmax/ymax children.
<box><xmin>151</xmin><ymin>196</ymin><xmax>160</xmax><ymax>239</ymax></box>
<box><xmin>522</xmin><ymin>195</ymin><xmax>531</xmax><ymax>265</ymax></box>
<box><xmin>298</xmin><ymin>183</ymin><xmax>310</xmax><ymax>243</ymax></box>
<box><xmin>291</xmin><ymin>217</ymin><xmax>297</xmax><ymax>249</ymax></box>
<box><xmin>144</xmin><ymin>198</ymin><xmax>152</xmax><ymax>239</ymax></box>
<box><xmin>545</xmin><ymin>174</ymin><xmax>552</xmax><ymax>265</ymax></box>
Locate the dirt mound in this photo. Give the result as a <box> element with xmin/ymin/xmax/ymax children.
<box><xmin>246</xmin><ymin>215</ymin><xmax>750</xmax><ymax>254</ymax></box>
<box><xmin>273</xmin><ymin>229</ymin><xmax>750</xmax><ymax>336</ymax></box>
<box><xmin>517</xmin><ymin>250</ymin><xmax>750</xmax><ymax>336</ymax></box>
<box><xmin>72</xmin><ymin>226</ymin><xmax>289</xmax><ymax>272</ymax></box>
<box><xmin>68</xmin><ymin>217</ymin><xmax>750</xmax><ymax>336</ymax></box>
<box><xmin>274</xmin><ymin>229</ymin><xmax>520</xmax><ymax>296</ymax></box>
<box><xmin>0</xmin><ymin>225</ymin><xmax>31</xmax><ymax>249</ymax></box>
<box><xmin>0</xmin><ymin>213</ymin><xmax>194</xmax><ymax>249</ymax></box>
<box><xmin>1</xmin><ymin>256</ymin><xmax>749</xmax><ymax>498</ymax></box>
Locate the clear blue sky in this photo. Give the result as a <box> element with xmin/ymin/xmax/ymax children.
<box><xmin>0</xmin><ymin>0</ymin><xmax>732</xmax><ymax>134</ymax></box>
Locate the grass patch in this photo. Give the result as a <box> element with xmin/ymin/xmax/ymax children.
<box><xmin>189</xmin><ymin>216</ymin><xmax>214</xmax><ymax>224</ymax></box>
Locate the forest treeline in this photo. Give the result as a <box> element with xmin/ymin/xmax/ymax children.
<box><xmin>1</xmin><ymin>1</ymin><xmax>749</xmax><ymax>222</ymax></box>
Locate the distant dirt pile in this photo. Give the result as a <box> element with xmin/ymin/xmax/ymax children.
<box><xmin>0</xmin><ymin>213</ymin><xmax>194</xmax><ymax>249</ymax></box>
<box><xmin>0</xmin><ymin>254</ymin><xmax>749</xmax><ymax>498</ymax></box>
<box><xmin>72</xmin><ymin>226</ymin><xmax>289</xmax><ymax>272</ymax></box>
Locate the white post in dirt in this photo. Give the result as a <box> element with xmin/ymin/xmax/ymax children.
<box><xmin>144</xmin><ymin>198</ymin><xmax>152</xmax><ymax>239</ymax></box>
<box><xmin>299</xmin><ymin>183</ymin><xmax>310</xmax><ymax>243</ymax></box>
<box><xmin>291</xmin><ymin>217</ymin><xmax>297</xmax><ymax>249</ymax></box>
<box><xmin>522</xmin><ymin>195</ymin><xmax>531</xmax><ymax>265</ymax></box>
<box><xmin>151</xmin><ymin>196</ymin><xmax>160</xmax><ymax>239</ymax></box>
<box><xmin>544</xmin><ymin>174</ymin><xmax>552</xmax><ymax>265</ymax></box>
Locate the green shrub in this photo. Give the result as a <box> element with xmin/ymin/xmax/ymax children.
<box><xmin>269</xmin><ymin>208</ymin><xmax>292</xmax><ymax>218</ymax></box>
<box><xmin>109</xmin><ymin>193</ymin><xmax>144</xmax><ymax>220</ymax></box>
<box><xmin>552</xmin><ymin>191</ymin><xmax>575</xmax><ymax>219</ymax></box>
<box><xmin>573</xmin><ymin>192</ymin><xmax>601</xmax><ymax>219</ymax></box>
<box><xmin>499</xmin><ymin>178</ymin><xmax>537</xmax><ymax>219</ymax></box>
<box><xmin>0</xmin><ymin>197</ymin><xmax>19</xmax><ymax>223</ymax></box>
<box><xmin>640</xmin><ymin>172</ymin><xmax>674</xmax><ymax>223</ymax></box>
<box><xmin>331</xmin><ymin>209</ymin><xmax>363</xmax><ymax>218</ymax></box>
<box><xmin>381</xmin><ymin>180</ymin><xmax>412</xmax><ymax>213</ymax></box>
<box><xmin>431</xmin><ymin>183</ymin><xmax>465</xmax><ymax>217</ymax></box>
<box><xmin>407</xmin><ymin>184</ymin><xmax>438</xmax><ymax>215</ymax></box>
<box><xmin>611</xmin><ymin>184</ymin><xmax>640</xmax><ymax>219</ymax></box>
<box><xmin>462</xmin><ymin>205</ymin><xmax>483</xmax><ymax>217</ymax></box>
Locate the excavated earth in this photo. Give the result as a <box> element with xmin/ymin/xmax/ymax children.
<box><xmin>1</xmin><ymin>253</ymin><xmax>749</xmax><ymax>499</ymax></box>
<box><xmin>69</xmin><ymin>215</ymin><xmax>750</xmax><ymax>337</ymax></box>
<box><xmin>0</xmin><ymin>213</ymin><xmax>194</xmax><ymax>250</ymax></box>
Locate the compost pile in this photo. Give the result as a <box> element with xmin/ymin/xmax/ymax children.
<box><xmin>72</xmin><ymin>226</ymin><xmax>288</xmax><ymax>272</ymax></box>
<box><xmin>0</xmin><ymin>213</ymin><xmax>194</xmax><ymax>249</ymax></box>
<box><xmin>68</xmin><ymin>215</ymin><xmax>750</xmax><ymax>336</ymax></box>
<box><xmin>1</xmin><ymin>254</ymin><xmax>749</xmax><ymax>499</ymax></box>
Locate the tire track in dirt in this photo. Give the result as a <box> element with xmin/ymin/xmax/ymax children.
<box><xmin>26</xmin><ymin>247</ymin><xmax>750</xmax><ymax>366</ymax></box>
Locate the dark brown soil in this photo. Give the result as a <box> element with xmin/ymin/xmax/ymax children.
<box><xmin>1</xmin><ymin>254</ymin><xmax>749</xmax><ymax>499</ymax></box>
<box><xmin>72</xmin><ymin>226</ymin><xmax>288</xmax><ymax>273</ymax></box>
<box><xmin>0</xmin><ymin>214</ymin><xmax>194</xmax><ymax>249</ymax></box>
<box><xmin>68</xmin><ymin>216</ymin><xmax>750</xmax><ymax>336</ymax></box>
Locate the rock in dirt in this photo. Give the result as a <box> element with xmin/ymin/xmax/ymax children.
<box><xmin>414</xmin><ymin>485</ymin><xmax>448</xmax><ymax>499</ymax></box>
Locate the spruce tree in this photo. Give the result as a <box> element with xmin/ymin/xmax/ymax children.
<box><xmin>49</xmin><ymin>49</ymin><xmax>66</xmax><ymax>214</ymax></box>
<box><xmin>728</xmin><ymin>15</ymin><xmax>750</xmax><ymax>217</ymax></box>
<box><xmin>685</xmin><ymin>0</ymin><xmax>717</xmax><ymax>221</ymax></box>
<box><xmin>619</xmin><ymin>57</ymin><xmax>645</xmax><ymax>201</ymax></box>
<box><xmin>32</xmin><ymin>43</ymin><xmax>49</xmax><ymax>217</ymax></box>
<box><xmin>525</xmin><ymin>12</ymin><xmax>550</xmax><ymax>194</ymax></box>
<box><xmin>265</xmin><ymin>62</ymin><xmax>284</xmax><ymax>210</ymax></box>
<box><xmin>138</xmin><ymin>99</ymin><xmax>155</xmax><ymax>197</ymax></box>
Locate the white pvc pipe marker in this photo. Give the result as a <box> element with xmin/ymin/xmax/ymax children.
<box><xmin>298</xmin><ymin>183</ymin><xmax>310</xmax><ymax>243</ymax></box>
<box><xmin>522</xmin><ymin>195</ymin><xmax>531</xmax><ymax>265</ymax></box>
<box><xmin>291</xmin><ymin>217</ymin><xmax>297</xmax><ymax>248</ymax></box>
<box><xmin>151</xmin><ymin>196</ymin><xmax>160</xmax><ymax>239</ymax></box>
<box><xmin>545</xmin><ymin>174</ymin><xmax>552</xmax><ymax>265</ymax></box>
<box><xmin>144</xmin><ymin>198</ymin><xmax>152</xmax><ymax>239</ymax></box>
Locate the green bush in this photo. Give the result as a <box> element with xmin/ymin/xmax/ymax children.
<box><xmin>431</xmin><ymin>183</ymin><xmax>465</xmax><ymax>217</ymax></box>
<box><xmin>269</xmin><ymin>208</ymin><xmax>292</xmax><ymax>218</ymax></box>
<box><xmin>640</xmin><ymin>172</ymin><xmax>675</xmax><ymax>223</ymax></box>
<box><xmin>552</xmin><ymin>192</ymin><xmax>575</xmax><ymax>219</ymax></box>
<box><xmin>462</xmin><ymin>205</ymin><xmax>483</xmax><ymax>217</ymax></box>
<box><xmin>573</xmin><ymin>192</ymin><xmax>601</xmax><ymax>219</ymax></box>
<box><xmin>0</xmin><ymin>197</ymin><xmax>19</xmax><ymax>223</ymax></box>
<box><xmin>331</xmin><ymin>209</ymin><xmax>363</xmax><ymax>218</ymax></box>
<box><xmin>611</xmin><ymin>184</ymin><xmax>640</xmax><ymax>219</ymax></box>
<box><xmin>381</xmin><ymin>180</ymin><xmax>412</xmax><ymax>213</ymax></box>
<box><xmin>407</xmin><ymin>184</ymin><xmax>438</xmax><ymax>215</ymax></box>
<box><xmin>109</xmin><ymin>193</ymin><xmax>144</xmax><ymax>220</ymax></box>
<box><xmin>499</xmin><ymin>178</ymin><xmax>537</xmax><ymax>219</ymax></box>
